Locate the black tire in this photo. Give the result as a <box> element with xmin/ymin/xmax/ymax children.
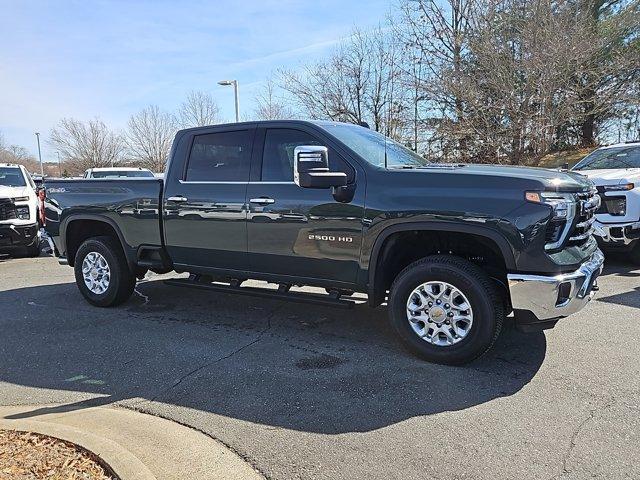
<box><xmin>630</xmin><ymin>242</ymin><xmax>640</xmax><ymax>265</ymax></box>
<box><xmin>25</xmin><ymin>242</ymin><xmax>40</xmax><ymax>257</ymax></box>
<box><xmin>74</xmin><ymin>236</ymin><xmax>136</xmax><ymax>307</ymax></box>
<box><xmin>388</xmin><ymin>255</ymin><xmax>504</xmax><ymax>365</ymax></box>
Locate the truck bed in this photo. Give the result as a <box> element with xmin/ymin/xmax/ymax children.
<box><xmin>43</xmin><ymin>178</ymin><xmax>164</xmax><ymax>262</ymax></box>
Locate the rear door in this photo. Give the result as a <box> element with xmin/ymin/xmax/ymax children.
<box><xmin>163</xmin><ymin>125</ymin><xmax>255</xmax><ymax>271</ymax></box>
<box><xmin>246</xmin><ymin>126</ymin><xmax>365</xmax><ymax>285</ymax></box>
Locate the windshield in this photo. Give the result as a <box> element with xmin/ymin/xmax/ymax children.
<box><xmin>318</xmin><ymin>123</ymin><xmax>428</xmax><ymax>168</ymax></box>
<box><xmin>0</xmin><ymin>167</ymin><xmax>27</xmax><ymax>187</ymax></box>
<box><xmin>90</xmin><ymin>170</ymin><xmax>154</xmax><ymax>178</ymax></box>
<box><xmin>573</xmin><ymin>146</ymin><xmax>640</xmax><ymax>170</ymax></box>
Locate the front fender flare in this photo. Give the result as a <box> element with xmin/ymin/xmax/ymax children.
<box><xmin>367</xmin><ymin>221</ymin><xmax>517</xmax><ymax>306</ymax></box>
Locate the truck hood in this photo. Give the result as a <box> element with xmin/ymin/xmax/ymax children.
<box><xmin>570</xmin><ymin>168</ymin><xmax>640</xmax><ymax>187</ymax></box>
<box><xmin>0</xmin><ymin>185</ymin><xmax>33</xmax><ymax>200</ymax></box>
<box><xmin>406</xmin><ymin>164</ymin><xmax>594</xmax><ymax>192</ymax></box>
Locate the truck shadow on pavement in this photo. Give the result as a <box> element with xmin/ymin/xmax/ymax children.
<box><xmin>0</xmin><ymin>278</ymin><xmax>546</xmax><ymax>434</ymax></box>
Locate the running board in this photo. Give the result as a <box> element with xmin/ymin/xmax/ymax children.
<box><xmin>164</xmin><ymin>278</ymin><xmax>355</xmax><ymax>309</ymax></box>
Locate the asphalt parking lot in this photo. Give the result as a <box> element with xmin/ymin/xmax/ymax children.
<box><xmin>0</xmin><ymin>253</ymin><xmax>638</xmax><ymax>480</ymax></box>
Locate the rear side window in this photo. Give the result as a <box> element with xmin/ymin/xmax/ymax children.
<box><xmin>186</xmin><ymin>130</ymin><xmax>252</xmax><ymax>182</ymax></box>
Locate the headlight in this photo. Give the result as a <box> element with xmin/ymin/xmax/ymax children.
<box><xmin>603</xmin><ymin>197</ymin><xmax>626</xmax><ymax>216</ymax></box>
<box><xmin>525</xmin><ymin>191</ymin><xmax>577</xmax><ymax>251</ymax></box>
<box><xmin>17</xmin><ymin>206</ymin><xmax>30</xmax><ymax>220</ymax></box>
<box><xmin>13</xmin><ymin>196</ymin><xmax>29</xmax><ymax>202</ymax></box>
<box><xmin>603</xmin><ymin>183</ymin><xmax>634</xmax><ymax>192</ymax></box>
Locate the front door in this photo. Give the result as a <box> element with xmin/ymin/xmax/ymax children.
<box><xmin>246</xmin><ymin>127</ymin><xmax>365</xmax><ymax>285</ymax></box>
<box><xmin>163</xmin><ymin>126</ymin><xmax>255</xmax><ymax>271</ymax></box>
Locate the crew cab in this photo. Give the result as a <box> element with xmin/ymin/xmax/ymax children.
<box><xmin>83</xmin><ymin>167</ymin><xmax>155</xmax><ymax>179</ymax></box>
<box><xmin>0</xmin><ymin>163</ymin><xmax>40</xmax><ymax>256</ymax></box>
<box><xmin>43</xmin><ymin>121</ymin><xmax>604</xmax><ymax>364</ymax></box>
<box><xmin>572</xmin><ymin>142</ymin><xmax>640</xmax><ymax>262</ymax></box>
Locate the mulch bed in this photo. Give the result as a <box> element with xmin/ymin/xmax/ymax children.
<box><xmin>0</xmin><ymin>429</ymin><xmax>116</xmax><ymax>479</ymax></box>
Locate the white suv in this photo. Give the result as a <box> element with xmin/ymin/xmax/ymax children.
<box><xmin>572</xmin><ymin>142</ymin><xmax>640</xmax><ymax>262</ymax></box>
<box><xmin>0</xmin><ymin>163</ymin><xmax>40</xmax><ymax>256</ymax></box>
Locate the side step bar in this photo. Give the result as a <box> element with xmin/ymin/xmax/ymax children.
<box><xmin>164</xmin><ymin>278</ymin><xmax>355</xmax><ymax>309</ymax></box>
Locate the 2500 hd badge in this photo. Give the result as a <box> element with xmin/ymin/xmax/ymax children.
<box><xmin>308</xmin><ymin>234</ymin><xmax>354</xmax><ymax>243</ymax></box>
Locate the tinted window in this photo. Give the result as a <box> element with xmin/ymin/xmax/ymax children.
<box><xmin>0</xmin><ymin>167</ymin><xmax>26</xmax><ymax>187</ymax></box>
<box><xmin>186</xmin><ymin>130</ymin><xmax>252</xmax><ymax>182</ymax></box>
<box><xmin>262</xmin><ymin>128</ymin><xmax>354</xmax><ymax>182</ymax></box>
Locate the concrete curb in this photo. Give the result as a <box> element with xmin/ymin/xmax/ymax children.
<box><xmin>0</xmin><ymin>413</ymin><xmax>155</xmax><ymax>480</ymax></box>
<box><xmin>0</xmin><ymin>404</ymin><xmax>262</xmax><ymax>480</ymax></box>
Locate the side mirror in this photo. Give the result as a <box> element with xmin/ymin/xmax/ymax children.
<box><xmin>294</xmin><ymin>145</ymin><xmax>347</xmax><ymax>189</ymax></box>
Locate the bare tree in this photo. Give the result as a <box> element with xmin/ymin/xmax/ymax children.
<box><xmin>0</xmin><ymin>132</ymin><xmax>39</xmax><ymax>171</ymax></box>
<box><xmin>49</xmin><ymin>118</ymin><xmax>125</xmax><ymax>172</ymax></box>
<box><xmin>176</xmin><ymin>91</ymin><xmax>221</xmax><ymax>128</ymax></box>
<box><xmin>281</xmin><ymin>27</ymin><xmax>407</xmax><ymax>140</ymax></box>
<box><xmin>253</xmin><ymin>78</ymin><xmax>293</xmax><ymax>120</ymax></box>
<box><xmin>126</xmin><ymin>105</ymin><xmax>176</xmax><ymax>172</ymax></box>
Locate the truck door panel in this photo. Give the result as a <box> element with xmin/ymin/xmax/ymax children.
<box><xmin>163</xmin><ymin>126</ymin><xmax>255</xmax><ymax>270</ymax></box>
<box><xmin>246</xmin><ymin>127</ymin><xmax>365</xmax><ymax>283</ymax></box>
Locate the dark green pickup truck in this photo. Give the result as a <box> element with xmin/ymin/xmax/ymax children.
<box><xmin>44</xmin><ymin>120</ymin><xmax>604</xmax><ymax>364</ymax></box>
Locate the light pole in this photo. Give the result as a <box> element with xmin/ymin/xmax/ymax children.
<box><xmin>56</xmin><ymin>151</ymin><xmax>62</xmax><ymax>176</ymax></box>
<box><xmin>34</xmin><ymin>132</ymin><xmax>43</xmax><ymax>176</ymax></box>
<box><xmin>218</xmin><ymin>80</ymin><xmax>239</xmax><ymax>122</ymax></box>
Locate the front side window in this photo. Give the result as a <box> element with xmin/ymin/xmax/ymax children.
<box><xmin>0</xmin><ymin>167</ymin><xmax>27</xmax><ymax>187</ymax></box>
<box><xmin>261</xmin><ymin>128</ymin><xmax>354</xmax><ymax>182</ymax></box>
<box><xmin>262</xmin><ymin>129</ymin><xmax>321</xmax><ymax>181</ymax></box>
<box><xmin>186</xmin><ymin>130</ymin><xmax>252</xmax><ymax>182</ymax></box>
<box><xmin>573</xmin><ymin>146</ymin><xmax>640</xmax><ymax>170</ymax></box>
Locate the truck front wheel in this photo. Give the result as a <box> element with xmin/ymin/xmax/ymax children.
<box><xmin>74</xmin><ymin>236</ymin><xmax>136</xmax><ymax>307</ymax></box>
<box><xmin>388</xmin><ymin>255</ymin><xmax>503</xmax><ymax>365</ymax></box>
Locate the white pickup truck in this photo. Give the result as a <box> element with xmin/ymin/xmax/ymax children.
<box><xmin>0</xmin><ymin>163</ymin><xmax>40</xmax><ymax>256</ymax></box>
<box><xmin>572</xmin><ymin>142</ymin><xmax>640</xmax><ymax>262</ymax></box>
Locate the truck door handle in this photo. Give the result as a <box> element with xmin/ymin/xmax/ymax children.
<box><xmin>167</xmin><ymin>195</ymin><xmax>188</xmax><ymax>203</ymax></box>
<box><xmin>249</xmin><ymin>197</ymin><xmax>275</xmax><ymax>205</ymax></box>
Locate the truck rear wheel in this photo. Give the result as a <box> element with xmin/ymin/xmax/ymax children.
<box><xmin>388</xmin><ymin>255</ymin><xmax>503</xmax><ymax>365</ymax></box>
<box><xmin>74</xmin><ymin>236</ymin><xmax>136</xmax><ymax>307</ymax></box>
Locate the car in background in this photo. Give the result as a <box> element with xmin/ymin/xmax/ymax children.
<box><xmin>572</xmin><ymin>141</ymin><xmax>640</xmax><ymax>262</ymax></box>
<box><xmin>83</xmin><ymin>167</ymin><xmax>155</xmax><ymax>179</ymax></box>
<box><xmin>31</xmin><ymin>174</ymin><xmax>45</xmax><ymax>190</ymax></box>
<box><xmin>0</xmin><ymin>163</ymin><xmax>40</xmax><ymax>257</ymax></box>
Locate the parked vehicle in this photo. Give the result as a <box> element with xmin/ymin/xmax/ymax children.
<box><xmin>0</xmin><ymin>163</ymin><xmax>40</xmax><ymax>256</ymax></box>
<box><xmin>572</xmin><ymin>142</ymin><xmax>640</xmax><ymax>263</ymax></box>
<box><xmin>43</xmin><ymin>121</ymin><xmax>604</xmax><ymax>364</ymax></box>
<box><xmin>83</xmin><ymin>167</ymin><xmax>155</xmax><ymax>179</ymax></box>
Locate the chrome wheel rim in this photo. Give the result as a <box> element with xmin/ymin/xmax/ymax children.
<box><xmin>406</xmin><ymin>281</ymin><xmax>473</xmax><ymax>346</ymax></box>
<box><xmin>82</xmin><ymin>252</ymin><xmax>111</xmax><ymax>294</ymax></box>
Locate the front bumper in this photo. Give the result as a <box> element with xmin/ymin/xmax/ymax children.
<box><xmin>507</xmin><ymin>249</ymin><xmax>604</xmax><ymax>330</ymax></box>
<box><xmin>593</xmin><ymin>220</ymin><xmax>640</xmax><ymax>247</ymax></box>
<box><xmin>0</xmin><ymin>223</ymin><xmax>39</xmax><ymax>248</ymax></box>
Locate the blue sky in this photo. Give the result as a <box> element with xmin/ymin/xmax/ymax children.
<box><xmin>0</xmin><ymin>0</ymin><xmax>393</xmax><ymax>159</ymax></box>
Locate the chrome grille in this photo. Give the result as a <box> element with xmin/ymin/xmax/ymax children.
<box><xmin>567</xmin><ymin>190</ymin><xmax>599</xmax><ymax>245</ymax></box>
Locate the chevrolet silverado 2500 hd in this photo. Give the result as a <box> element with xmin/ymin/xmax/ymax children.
<box><xmin>572</xmin><ymin>142</ymin><xmax>640</xmax><ymax>263</ymax></box>
<box><xmin>43</xmin><ymin>121</ymin><xmax>604</xmax><ymax>364</ymax></box>
<box><xmin>0</xmin><ymin>163</ymin><xmax>40</xmax><ymax>256</ymax></box>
